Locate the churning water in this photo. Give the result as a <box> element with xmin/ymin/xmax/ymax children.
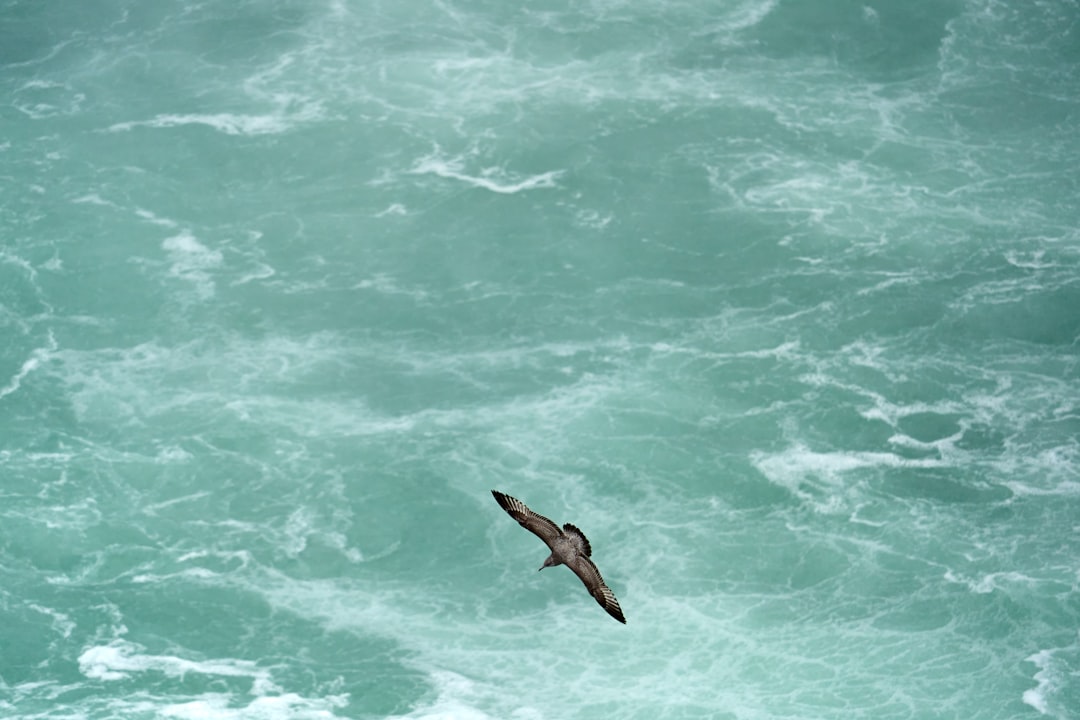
<box><xmin>2</xmin><ymin>1</ymin><xmax>1079</xmax><ymax>718</ymax></box>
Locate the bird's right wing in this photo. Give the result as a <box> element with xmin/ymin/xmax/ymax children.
<box><xmin>491</xmin><ymin>490</ymin><xmax>562</xmax><ymax>549</ymax></box>
<box><xmin>566</xmin><ymin>554</ymin><xmax>626</xmax><ymax>624</ymax></box>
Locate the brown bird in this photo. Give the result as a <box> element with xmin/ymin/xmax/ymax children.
<box><xmin>491</xmin><ymin>490</ymin><xmax>626</xmax><ymax>624</ymax></box>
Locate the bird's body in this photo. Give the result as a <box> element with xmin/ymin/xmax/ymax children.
<box><xmin>542</xmin><ymin>528</ymin><xmax>587</xmax><ymax>569</ymax></box>
<box><xmin>491</xmin><ymin>490</ymin><xmax>626</xmax><ymax>624</ymax></box>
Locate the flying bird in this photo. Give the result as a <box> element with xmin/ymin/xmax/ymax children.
<box><xmin>491</xmin><ymin>490</ymin><xmax>626</xmax><ymax>624</ymax></box>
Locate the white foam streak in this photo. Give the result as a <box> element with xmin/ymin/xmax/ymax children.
<box><xmin>752</xmin><ymin>444</ymin><xmax>946</xmax><ymax>511</ymax></box>
<box><xmin>409</xmin><ymin>153</ymin><xmax>563</xmax><ymax>194</ymax></box>
<box><xmin>375</xmin><ymin>203</ymin><xmax>409</xmax><ymax>217</ymax></box>
<box><xmin>711</xmin><ymin>0</ymin><xmax>779</xmax><ymax>34</ymax></box>
<box><xmin>74</xmin><ymin>638</ymin><xmax>349</xmax><ymax>719</ymax></box>
<box><xmin>161</xmin><ymin>232</ymin><xmax>223</xmax><ymax>299</ymax></box>
<box><xmin>136</xmin><ymin>208</ymin><xmax>180</xmax><ymax>228</ymax></box>
<box><xmin>28</xmin><ymin>604</ymin><xmax>76</xmax><ymax>639</ymax></box>
<box><xmin>943</xmin><ymin>570</ymin><xmax>1040</xmax><ymax>594</ymax></box>
<box><xmin>78</xmin><ymin>640</ymin><xmax>265</xmax><ymax>683</ymax></box>
<box><xmin>755</xmin><ymin>445</ymin><xmax>945</xmax><ymax>476</ymax></box>
<box><xmin>0</xmin><ymin>333</ymin><xmax>56</xmax><ymax>402</ymax></box>
<box><xmin>108</xmin><ymin>110</ymin><xmax>308</xmax><ymax>136</ymax></box>
<box><xmin>1005</xmin><ymin>478</ymin><xmax>1080</xmax><ymax>498</ymax></box>
<box><xmin>163</xmin><ymin>692</ymin><xmax>348</xmax><ymax>720</ymax></box>
<box><xmin>384</xmin><ymin>672</ymin><xmax>501</xmax><ymax>720</ymax></box>
<box><xmin>1023</xmin><ymin>648</ymin><xmax>1066</xmax><ymax>718</ymax></box>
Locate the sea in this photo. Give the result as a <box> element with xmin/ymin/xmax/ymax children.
<box><xmin>2</xmin><ymin>0</ymin><xmax>1079</xmax><ymax>718</ymax></box>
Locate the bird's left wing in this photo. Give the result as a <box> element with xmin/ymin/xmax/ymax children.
<box><xmin>566</xmin><ymin>554</ymin><xmax>626</xmax><ymax>624</ymax></box>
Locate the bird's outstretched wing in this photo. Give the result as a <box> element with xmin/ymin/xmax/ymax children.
<box><xmin>492</xmin><ymin>490</ymin><xmax>562</xmax><ymax>550</ymax></box>
<box><xmin>566</xmin><ymin>554</ymin><xmax>626</xmax><ymax>624</ymax></box>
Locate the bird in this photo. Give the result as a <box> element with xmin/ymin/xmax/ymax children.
<box><xmin>491</xmin><ymin>490</ymin><xmax>626</xmax><ymax>624</ymax></box>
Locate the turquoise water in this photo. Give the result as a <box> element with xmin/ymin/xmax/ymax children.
<box><xmin>3</xmin><ymin>0</ymin><xmax>1079</xmax><ymax>717</ymax></box>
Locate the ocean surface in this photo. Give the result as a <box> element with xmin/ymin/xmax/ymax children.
<box><xmin>2</xmin><ymin>1</ymin><xmax>1079</xmax><ymax>718</ymax></box>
